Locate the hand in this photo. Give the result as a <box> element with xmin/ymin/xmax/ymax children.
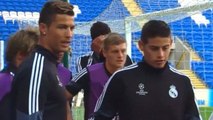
<box><xmin>91</xmin><ymin>35</ymin><xmax>106</xmax><ymax>54</ymax></box>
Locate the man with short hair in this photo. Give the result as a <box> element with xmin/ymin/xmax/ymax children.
<box><xmin>66</xmin><ymin>33</ymin><xmax>127</xmax><ymax>120</ymax></box>
<box><xmin>76</xmin><ymin>21</ymin><xmax>133</xmax><ymax>72</ymax></box>
<box><xmin>11</xmin><ymin>1</ymin><xmax>75</xmax><ymax>120</ymax></box>
<box><xmin>91</xmin><ymin>20</ymin><xmax>201</xmax><ymax>120</ymax></box>
<box><xmin>0</xmin><ymin>28</ymin><xmax>39</xmax><ymax>120</ymax></box>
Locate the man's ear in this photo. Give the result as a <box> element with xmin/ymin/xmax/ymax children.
<box><xmin>138</xmin><ymin>40</ymin><xmax>144</xmax><ymax>51</ymax></box>
<box><xmin>39</xmin><ymin>23</ymin><xmax>47</xmax><ymax>36</ymax></box>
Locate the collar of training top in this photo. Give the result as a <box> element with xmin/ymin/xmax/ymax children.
<box><xmin>141</xmin><ymin>59</ymin><xmax>168</xmax><ymax>74</ymax></box>
<box><xmin>103</xmin><ymin>62</ymin><xmax>112</xmax><ymax>77</ymax></box>
<box><xmin>35</xmin><ymin>45</ymin><xmax>58</xmax><ymax>65</ymax></box>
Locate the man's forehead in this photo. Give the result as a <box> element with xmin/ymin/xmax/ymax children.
<box><xmin>108</xmin><ymin>43</ymin><xmax>127</xmax><ymax>48</ymax></box>
<box><xmin>52</xmin><ymin>14</ymin><xmax>74</xmax><ymax>23</ymax></box>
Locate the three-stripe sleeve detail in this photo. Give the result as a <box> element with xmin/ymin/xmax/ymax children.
<box><xmin>28</xmin><ymin>53</ymin><xmax>44</xmax><ymax>115</ymax></box>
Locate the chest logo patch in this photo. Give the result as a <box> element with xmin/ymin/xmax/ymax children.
<box><xmin>169</xmin><ymin>85</ymin><xmax>178</xmax><ymax>98</ymax></box>
<box><xmin>136</xmin><ymin>83</ymin><xmax>148</xmax><ymax>95</ymax></box>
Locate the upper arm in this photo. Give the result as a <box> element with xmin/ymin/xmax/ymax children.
<box><xmin>76</xmin><ymin>55</ymin><xmax>89</xmax><ymax>73</ymax></box>
<box><xmin>184</xmin><ymin>77</ymin><xmax>201</xmax><ymax>120</ymax></box>
<box><xmin>15</xmin><ymin>61</ymin><xmax>49</xmax><ymax>120</ymax></box>
<box><xmin>93</xmin><ymin>73</ymin><xmax>123</xmax><ymax>119</ymax></box>
<box><xmin>76</xmin><ymin>57</ymin><xmax>83</xmax><ymax>73</ymax></box>
<box><xmin>66</xmin><ymin>68</ymin><xmax>89</xmax><ymax>96</ymax></box>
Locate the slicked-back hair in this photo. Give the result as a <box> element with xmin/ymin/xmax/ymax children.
<box><xmin>141</xmin><ymin>20</ymin><xmax>171</xmax><ymax>44</ymax></box>
<box><xmin>6</xmin><ymin>28</ymin><xmax>39</xmax><ymax>63</ymax></box>
<box><xmin>103</xmin><ymin>32</ymin><xmax>126</xmax><ymax>51</ymax></box>
<box><xmin>39</xmin><ymin>0</ymin><xmax>74</xmax><ymax>26</ymax></box>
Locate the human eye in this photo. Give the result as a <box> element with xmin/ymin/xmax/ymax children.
<box><xmin>150</xmin><ymin>46</ymin><xmax>158</xmax><ymax>51</ymax></box>
<box><xmin>122</xmin><ymin>49</ymin><xmax>126</xmax><ymax>54</ymax></box>
<box><xmin>58</xmin><ymin>25</ymin><xmax>67</xmax><ymax>29</ymax></box>
<box><xmin>112</xmin><ymin>50</ymin><xmax>118</xmax><ymax>53</ymax></box>
<box><xmin>70</xmin><ymin>26</ymin><xmax>75</xmax><ymax>31</ymax></box>
<box><xmin>163</xmin><ymin>46</ymin><xmax>170</xmax><ymax>51</ymax></box>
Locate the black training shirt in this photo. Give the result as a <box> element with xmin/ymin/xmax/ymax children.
<box><xmin>92</xmin><ymin>61</ymin><xmax>201</xmax><ymax>120</ymax></box>
<box><xmin>12</xmin><ymin>45</ymin><xmax>67</xmax><ymax>120</ymax></box>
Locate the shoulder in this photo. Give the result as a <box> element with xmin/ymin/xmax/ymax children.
<box><xmin>0</xmin><ymin>72</ymin><xmax>13</xmax><ymax>78</ymax></box>
<box><xmin>88</xmin><ymin>63</ymin><xmax>103</xmax><ymax>71</ymax></box>
<box><xmin>58</xmin><ymin>64</ymin><xmax>71</xmax><ymax>72</ymax></box>
<box><xmin>21</xmin><ymin>52</ymin><xmax>46</xmax><ymax>68</ymax></box>
<box><xmin>77</xmin><ymin>52</ymin><xmax>93</xmax><ymax>67</ymax></box>
<box><xmin>168</xmin><ymin>65</ymin><xmax>190</xmax><ymax>80</ymax></box>
<box><xmin>79</xmin><ymin>52</ymin><xmax>93</xmax><ymax>60</ymax></box>
<box><xmin>72</xmin><ymin>68</ymin><xmax>88</xmax><ymax>81</ymax></box>
<box><xmin>17</xmin><ymin>52</ymin><xmax>50</xmax><ymax>77</ymax></box>
<box><xmin>113</xmin><ymin>63</ymin><xmax>139</xmax><ymax>77</ymax></box>
<box><xmin>120</xmin><ymin>63</ymin><xmax>138</xmax><ymax>72</ymax></box>
<box><xmin>102</xmin><ymin>64</ymin><xmax>139</xmax><ymax>90</ymax></box>
<box><xmin>77</xmin><ymin>52</ymin><xmax>94</xmax><ymax>71</ymax></box>
<box><xmin>0</xmin><ymin>72</ymin><xmax>13</xmax><ymax>84</ymax></box>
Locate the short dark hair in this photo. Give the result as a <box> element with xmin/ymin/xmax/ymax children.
<box><xmin>6</xmin><ymin>28</ymin><xmax>39</xmax><ymax>63</ymax></box>
<box><xmin>90</xmin><ymin>21</ymin><xmax>111</xmax><ymax>40</ymax></box>
<box><xmin>141</xmin><ymin>20</ymin><xmax>171</xmax><ymax>44</ymax></box>
<box><xmin>103</xmin><ymin>32</ymin><xmax>126</xmax><ymax>51</ymax></box>
<box><xmin>39</xmin><ymin>1</ymin><xmax>74</xmax><ymax>26</ymax></box>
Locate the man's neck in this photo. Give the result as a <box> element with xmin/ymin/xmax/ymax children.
<box><xmin>105</xmin><ymin>62</ymin><xmax>122</xmax><ymax>75</ymax></box>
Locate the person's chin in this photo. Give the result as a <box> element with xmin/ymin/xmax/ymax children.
<box><xmin>154</xmin><ymin>61</ymin><xmax>165</xmax><ymax>67</ymax></box>
<box><xmin>61</xmin><ymin>47</ymin><xmax>69</xmax><ymax>52</ymax></box>
<box><xmin>116</xmin><ymin>63</ymin><xmax>125</xmax><ymax>68</ymax></box>
<box><xmin>155</xmin><ymin>64</ymin><xmax>165</xmax><ymax>69</ymax></box>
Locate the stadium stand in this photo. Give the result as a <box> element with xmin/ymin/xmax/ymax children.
<box><xmin>70</xmin><ymin>0</ymin><xmax>112</xmax><ymax>21</ymax></box>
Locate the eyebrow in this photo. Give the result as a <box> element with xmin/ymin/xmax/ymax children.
<box><xmin>149</xmin><ymin>44</ymin><xmax>170</xmax><ymax>47</ymax></box>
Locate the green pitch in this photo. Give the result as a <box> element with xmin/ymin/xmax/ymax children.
<box><xmin>200</xmin><ymin>107</ymin><xmax>213</xmax><ymax>120</ymax></box>
<box><xmin>72</xmin><ymin>106</ymin><xmax>213</xmax><ymax>120</ymax></box>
